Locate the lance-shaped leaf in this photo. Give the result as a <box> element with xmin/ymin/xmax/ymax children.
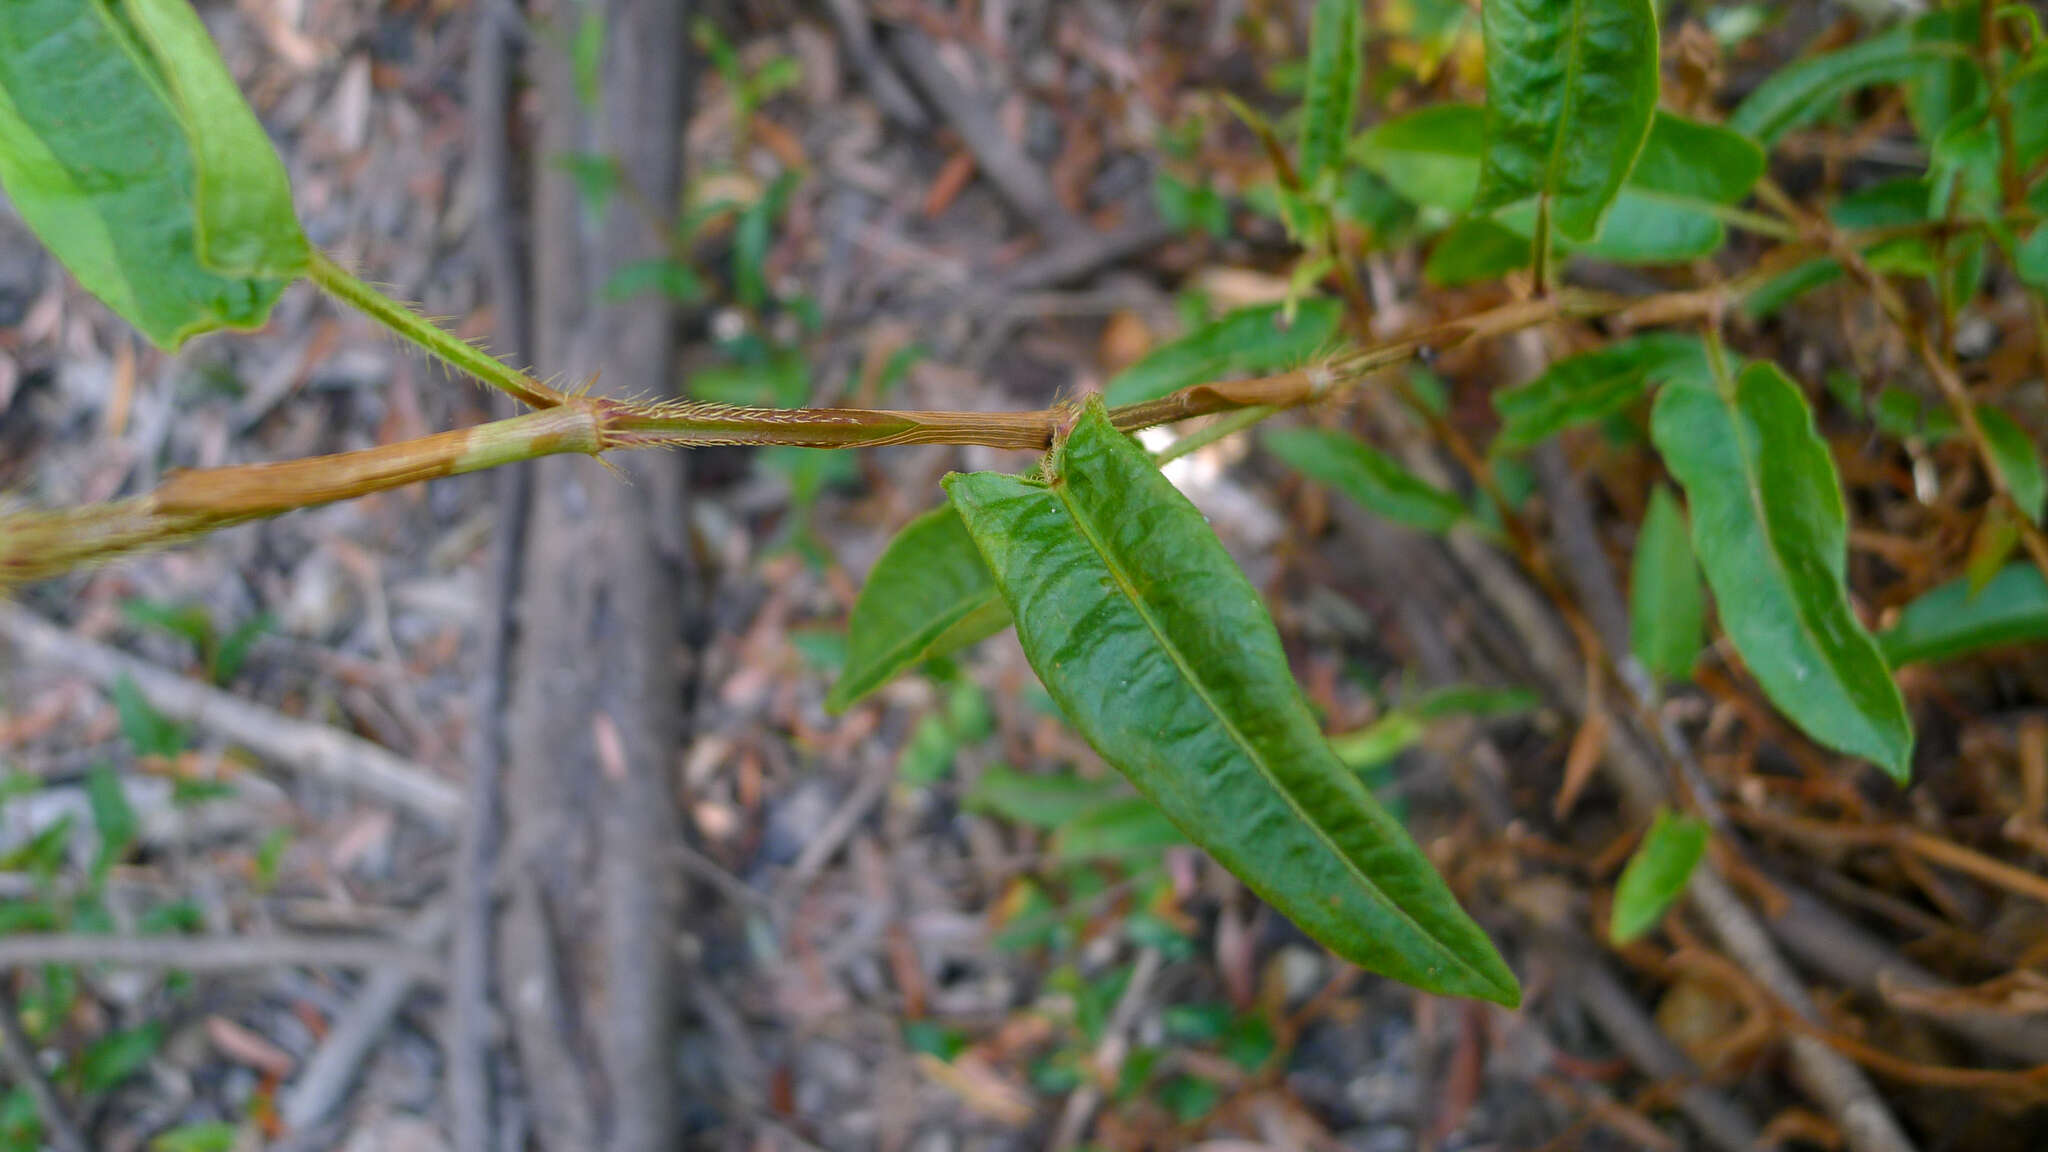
<box><xmin>0</xmin><ymin>0</ymin><xmax>308</xmax><ymax>348</ymax></box>
<box><xmin>945</xmin><ymin>400</ymin><xmax>1519</xmax><ymax>1004</ymax></box>
<box><xmin>1976</xmin><ymin>405</ymin><xmax>2046</xmax><ymax>526</ymax></box>
<box><xmin>1424</xmin><ymin>218</ymin><xmax>1532</xmax><ymax>285</ymax></box>
<box><xmin>1571</xmin><ymin>113</ymin><xmax>1763</xmax><ymax>263</ymax></box>
<box><xmin>1300</xmin><ymin>0</ymin><xmax>1364</xmax><ymax>185</ymax></box>
<box><xmin>826</xmin><ymin>504</ymin><xmax>1010</xmax><ymax>714</ymax></box>
<box><xmin>1053</xmin><ymin>796</ymin><xmax>1189</xmax><ymax>862</ymax></box>
<box><xmin>2017</xmin><ymin>225</ymin><xmax>2048</xmax><ymax>291</ymax></box>
<box><xmin>1474</xmin><ymin>0</ymin><xmax>1659</xmax><ymax>242</ymax></box>
<box><xmin>1729</xmin><ymin>13</ymin><xmax>1968</xmax><ymax>148</ymax></box>
<box><xmin>967</xmin><ymin>765</ymin><xmax>1132</xmax><ymax>829</ymax></box>
<box><xmin>1609</xmin><ymin>808</ymin><xmax>1708</xmax><ymax>943</ymax></box>
<box><xmin>1880</xmin><ymin>565</ymin><xmax>2048</xmax><ymax>667</ymax></box>
<box><xmin>1263</xmin><ymin>427</ymin><xmax>1468</xmax><ymax>534</ymax></box>
<box><xmin>1359</xmin><ymin>108</ymin><xmax>1762</xmax><ymax>272</ymax></box>
<box><xmin>1630</xmin><ymin>484</ymin><xmax>1706</xmax><ymax>684</ymax></box>
<box><xmin>1104</xmin><ymin>300</ymin><xmax>1343</xmax><ymax>407</ymax></box>
<box><xmin>1651</xmin><ymin>361</ymin><xmax>1913</xmax><ymax>779</ymax></box>
<box><xmin>1354</xmin><ymin>103</ymin><xmax>1487</xmax><ymax>213</ymax></box>
<box><xmin>1492</xmin><ymin>332</ymin><xmax>1709</xmax><ymax>450</ymax></box>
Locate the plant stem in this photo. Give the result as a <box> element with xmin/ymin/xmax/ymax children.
<box><xmin>308</xmin><ymin>251</ymin><xmax>566</xmax><ymax>410</ymax></box>
<box><xmin>1700</xmin><ymin>199</ymin><xmax>1801</xmax><ymax>240</ymax></box>
<box><xmin>1</xmin><ymin>406</ymin><xmax>603</xmax><ymax>584</ymax></box>
<box><xmin>2</xmin><ymin>290</ymin><xmax>1739</xmax><ymax>586</ymax></box>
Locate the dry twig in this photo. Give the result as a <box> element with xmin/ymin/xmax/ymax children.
<box><xmin>0</xmin><ymin>932</ymin><xmax>439</xmax><ymax>979</ymax></box>
<box><xmin>282</xmin><ymin>904</ymin><xmax>451</xmax><ymax>1131</ymax></box>
<box><xmin>0</xmin><ymin>602</ymin><xmax>461</xmax><ymax>823</ymax></box>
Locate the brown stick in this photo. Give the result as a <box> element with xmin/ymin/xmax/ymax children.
<box><xmin>0</xmin><ymin>603</ymin><xmax>461</xmax><ymax>822</ymax></box>
<box><xmin>0</xmin><ymin>932</ymin><xmax>440</xmax><ymax>978</ymax></box>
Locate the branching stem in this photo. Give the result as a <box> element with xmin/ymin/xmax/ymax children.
<box><xmin>1</xmin><ymin>288</ymin><xmax>1668</xmax><ymax>583</ymax></box>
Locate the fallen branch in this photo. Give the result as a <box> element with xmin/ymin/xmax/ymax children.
<box><xmin>0</xmin><ymin>932</ymin><xmax>440</xmax><ymax>980</ymax></box>
<box><xmin>0</xmin><ymin>603</ymin><xmax>462</xmax><ymax>824</ymax></box>
<box><xmin>282</xmin><ymin>904</ymin><xmax>450</xmax><ymax>1130</ymax></box>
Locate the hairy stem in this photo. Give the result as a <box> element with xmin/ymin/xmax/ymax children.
<box><xmin>0</xmin><ymin>291</ymin><xmax>1721</xmax><ymax>586</ymax></box>
<box><xmin>1</xmin><ymin>406</ymin><xmax>602</xmax><ymax>585</ymax></box>
<box><xmin>308</xmin><ymin>251</ymin><xmax>567</xmax><ymax>410</ymax></box>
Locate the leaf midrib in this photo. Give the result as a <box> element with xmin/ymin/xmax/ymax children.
<box><xmin>1536</xmin><ymin>0</ymin><xmax>1595</xmax><ymax>221</ymax></box>
<box><xmin>1047</xmin><ymin>465</ymin><xmax>1493</xmax><ymax>991</ymax></box>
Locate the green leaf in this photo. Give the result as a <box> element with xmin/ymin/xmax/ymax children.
<box><xmin>1609</xmin><ymin>807</ymin><xmax>1709</xmax><ymax>943</ymax></box>
<box><xmin>0</xmin><ymin>901</ymin><xmax>59</xmax><ymax>935</ymax></box>
<box><xmin>1629</xmin><ymin>485</ymin><xmax>1706</xmax><ymax>684</ymax></box>
<box><xmin>139</xmin><ymin>898</ymin><xmax>206</xmax><ymax>934</ymax></box>
<box><xmin>1328</xmin><ymin>712</ymin><xmax>1424</xmax><ymax>771</ymax></box>
<box><xmin>1474</xmin><ymin>0</ymin><xmax>1660</xmax><ymax>241</ymax></box>
<box><xmin>1</xmin><ymin>817</ymin><xmax>73</xmax><ymax>879</ymax></box>
<box><xmin>1424</xmin><ymin>217</ymin><xmax>1532</xmax><ymax>285</ymax></box>
<box><xmin>1966</xmin><ymin>503</ymin><xmax>2022</xmax><ymax>596</ymax></box>
<box><xmin>253</xmin><ymin>826</ymin><xmax>292</xmax><ymax>894</ymax></box>
<box><xmin>1902</xmin><ymin>6</ymin><xmax>1984</xmax><ymax>146</ymax></box>
<box><xmin>2016</xmin><ymin>225</ymin><xmax>2048</xmax><ymax>290</ymax></box>
<box><xmin>1052</xmin><ymin>796</ymin><xmax>1189</xmax><ymax>861</ymax></box>
<box><xmin>572</xmin><ymin>3</ymin><xmax>605</xmax><ymax>110</ymax></box>
<box><xmin>1154</xmin><ymin>172</ymin><xmax>1232</xmax><ymax>238</ymax></box>
<box><xmin>1</xmin><ymin>1086</ymin><xmax>44</xmax><ymax>1149</ymax></box>
<box><xmin>1104</xmin><ymin>301</ymin><xmax>1343</xmax><ymax>406</ymax></box>
<box><xmin>552</xmin><ymin>152</ymin><xmax>619</xmax><ymax>217</ymax></box>
<box><xmin>1160</xmin><ymin>1074</ymin><xmax>1222</xmax><ymax>1124</ymax></box>
<box><xmin>2012</xmin><ymin>65</ymin><xmax>2048</xmax><ymax>168</ymax></box>
<box><xmin>1301</xmin><ymin>0</ymin><xmax>1364</xmax><ymax>184</ymax></box>
<box><xmin>1743</xmin><ymin>258</ymin><xmax>1845</xmax><ymax>318</ymax></box>
<box><xmin>150</xmin><ymin>1123</ymin><xmax>241</xmax><ymax>1152</ymax></box>
<box><xmin>602</xmin><ymin>258</ymin><xmax>705</xmax><ymax>303</ymax></box>
<box><xmin>121</xmin><ymin>599</ymin><xmax>214</xmax><ymax>652</ymax></box>
<box><xmin>1263</xmin><ymin>427</ymin><xmax>1468</xmax><ymax>533</ymax></box>
<box><xmin>1492</xmin><ymin>332</ymin><xmax>1709</xmax><ymax>450</ymax></box>
<box><xmin>1354</xmin><ymin>103</ymin><xmax>1487</xmax><ymax>214</ymax></box>
<box><xmin>734</xmin><ymin>171</ymin><xmax>799</xmax><ymax>311</ymax></box>
<box><xmin>966</xmin><ymin>766</ymin><xmax>1130</xmax><ymax>828</ymax></box>
<box><xmin>897</xmin><ymin>714</ymin><xmax>956</xmax><ymax>787</ymax></box>
<box><xmin>1728</xmin><ymin>17</ymin><xmax>1962</xmax><ymax>147</ymax></box>
<box><xmin>1572</xmin><ymin>114</ymin><xmax>1764</xmax><ymax>263</ymax></box>
<box><xmin>110</xmin><ymin>674</ymin><xmax>187</xmax><ymax>759</ymax></box>
<box><xmin>1362</xmin><ymin>108</ymin><xmax>1760</xmax><ymax>266</ymax></box>
<box><xmin>1977</xmin><ymin>405</ymin><xmax>2046</xmax><ymax>525</ymax></box>
<box><xmin>209</xmin><ymin>611</ymin><xmax>273</xmax><ymax>685</ymax></box>
<box><xmin>1743</xmin><ymin>180</ymin><xmax>1939</xmax><ymax>315</ymax></box>
<box><xmin>1651</xmin><ymin>361</ymin><xmax>1913</xmax><ymax>778</ymax></box>
<box><xmin>826</xmin><ymin>505</ymin><xmax>1010</xmax><ymax>713</ymax></box>
<box><xmin>1880</xmin><ymin>564</ymin><xmax>2048</xmax><ymax>666</ymax></box>
<box><xmin>86</xmin><ymin>764</ymin><xmax>138</xmax><ymax>881</ymax></box>
<box><xmin>77</xmin><ymin>1023</ymin><xmax>162</xmax><ymax>1093</ymax></box>
<box><xmin>688</xmin><ymin>350</ymin><xmax>809</xmax><ymax>408</ymax></box>
<box><xmin>1411</xmin><ymin>684</ymin><xmax>1541</xmax><ymax>719</ymax></box>
<box><xmin>944</xmin><ymin>400</ymin><xmax>1519</xmax><ymax>1004</ymax></box>
<box><xmin>1929</xmin><ymin>110</ymin><xmax>2002</xmax><ymax>219</ymax></box>
<box><xmin>0</xmin><ymin>0</ymin><xmax>307</xmax><ymax>348</ymax></box>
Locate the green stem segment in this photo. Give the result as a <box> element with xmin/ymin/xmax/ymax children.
<box><xmin>308</xmin><ymin>250</ymin><xmax>565</xmax><ymax>410</ymax></box>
